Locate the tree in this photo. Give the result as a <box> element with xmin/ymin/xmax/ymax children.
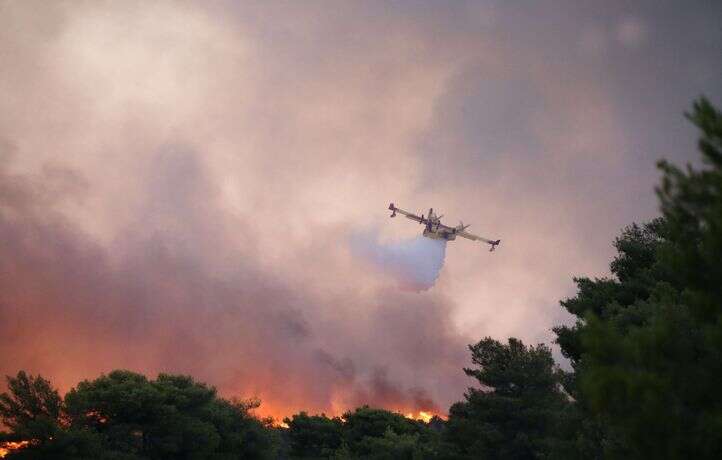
<box><xmin>352</xmin><ymin>426</ymin><xmax>435</xmax><ymax>460</ymax></box>
<box><xmin>0</xmin><ymin>369</ymin><xmax>282</xmax><ymax>458</ymax></box>
<box><xmin>341</xmin><ymin>406</ymin><xmax>439</xmax><ymax>458</ymax></box>
<box><xmin>207</xmin><ymin>397</ymin><xmax>279</xmax><ymax>459</ymax></box>
<box><xmin>555</xmin><ymin>98</ymin><xmax>722</xmax><ymax>459</ymax></box>
<box><xmin>0</xmin><ymin>371</ymin><xmax>104</xmax><ymax>459</ymax></box>
<box><xmin>283</xmin><ymin>411</ymin><xmax>343</xmax><ymax>458</ymax></box>
<box><xmin>281</xmin><ymin>406</ymin><xmax>441</xmax><ymax>459</ymax></box>
<box><xmin>2</xmin><ymin>429</ymin><xmax>104</xmax><ymax>460</ymax></box>
<box><xmin>444</xmin><ymin>337</ymin><xmax>569</xmax><ymax>460</ymax></box>
<box><xmin>552</xmin><ymin>220</ymin><xmax>668</xmax><ymax>458</ymax></box>
<box><xmin>0</xmin><ymin>371</ymin><xmax>63</xmax><ymax>443</ymax></box>
<box><xmin>63</xmin><ymin>369</ymin><xmax>278</xmax><ymax>459</ymax></box>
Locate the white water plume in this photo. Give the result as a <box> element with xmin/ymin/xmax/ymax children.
<box><xmin>352</xmin><ymin>233</ymin><xmax>447</xmax><ymax>291</ymax></box>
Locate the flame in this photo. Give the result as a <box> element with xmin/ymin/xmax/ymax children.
<box><xmin>404</xmin><ymin>410</ymin><xmax>436</xmax><ymax>423</ymax></box>
<box><xmin>0</xmin><ymin>441</ymin><xmax>29</xmax><ymax>458</ymax></box>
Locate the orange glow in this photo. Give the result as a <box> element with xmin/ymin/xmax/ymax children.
<box><xmin>0</xmin><ymin>441</ymin><xmax>29</xmax><ymax>458</ymax></box>
<box><xmin>254</xmin><ymin>399</ymin><xmax>445</xmax><ymax>427</ymax></box>
<box><xmin>404</xmin><ymin>410</ymin><xmax>439</xmax><ymax>423</ymax></box>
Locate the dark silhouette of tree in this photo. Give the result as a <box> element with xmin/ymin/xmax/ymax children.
<box><xmin>64</xmin><ymin>370</ymin><xmax>277</xmax><ymax>459</ymax></box>
<box><xmin>552</xmin><ymin>220</ymin><xmax>667</xmax><ymax>458</ymax></box>
<box><xmin>340</xmin><ymin>406</ymin><xmax>439</xmax><ymax>459</ymax></box>
<box><xmin>1</xmin><ymin>370</ymin><xmax>278</xmax><ymax>459</ymax></box>
<box><xmin>444</xmin><ymin>337</ymin><xmax>569</xmax><ymax>460</ymax></box>
<box><xmin>554</xmin><ymin>98</ymin><xmax>722</xmax><ymax>459</ymax></box>
<box><xmin>0</xmin><ymin>371</ymin><xmax>63</xmax><ymax>444</ymax></box>
<box><xmin>283</xmin><ymin>411</ymin><xmax>343</xmax><ymax>458</ymax></box>
<box><xmin>280</xmin><ymin>407</ymin><xmax>441</xmax><ymax>459</ymax></box>
<box><xmin>0</xmin><ymin>371</ymin><xmax>103</xmax><ymax>459</ymax></box>
<box><xmin>341</xmin><ymin>406</ymin><xmax>415</xmax><ymax>447</ymax></box>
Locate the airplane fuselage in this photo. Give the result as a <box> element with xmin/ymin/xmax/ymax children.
<box><xmin>423</xmin><ymin>219</ymin><xmax>456</xmax><ymax>241</ymax></box>
<box><xmin>422</xmin><ymin>229</ymin><xmax>457</xmax><ymax>241</ymax></box>
<box><xmin>422</xmin><ymin>224</ymin><xmax>457</xmax><ymax>241</ymax></box>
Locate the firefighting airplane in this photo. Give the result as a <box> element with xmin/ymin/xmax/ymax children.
<box><xmin>388</xmin><ymin>203</ymin><xmax>501</xmax><ymax>251</ymax></box>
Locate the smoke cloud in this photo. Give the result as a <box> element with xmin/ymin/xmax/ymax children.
<box><xmin>0</xmin><ymin>146</ymin><xmax>468</xmax><ymax>420</ymax></box>
<box><xmin>1</xmin><ymin>0</ymin><xmax>720</xmax><ymax>421</ymax></box>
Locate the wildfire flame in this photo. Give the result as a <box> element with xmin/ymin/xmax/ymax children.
<box><xmin>404</xmin><ymin>411</ymin><xmax>436</xmax><ymax>423</ymax></box>
<box><xmin>268</xmin><ymin>406</ymin><xmax>443</xmax><ymax>428</ymax></box>
<box><xmin>0</xmin><ymin>441</ymin><xmax>29</xmax><ymax>458</ymax></box>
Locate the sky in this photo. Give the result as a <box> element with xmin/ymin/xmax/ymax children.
<box><xmin>1</xmin><ymin>0</ymin><xmax>721</xmax><ymax>420</ymax></box>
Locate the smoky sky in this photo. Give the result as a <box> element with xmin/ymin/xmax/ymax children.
<box><xmin>1</xmin><ymin>0</ymin><xmax>721</xmax><ymax>418</ymax></box>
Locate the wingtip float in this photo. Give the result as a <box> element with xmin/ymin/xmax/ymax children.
<box><xmin>388</xmin><ymin>203</ymin><xmax>500</xmax><ymax>252</ymax></box>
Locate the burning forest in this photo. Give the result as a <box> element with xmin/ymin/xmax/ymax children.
<box><xmin>2</xmin><ymin>1</ymin><xmax>722</xmax><ymax>458</ymax></box>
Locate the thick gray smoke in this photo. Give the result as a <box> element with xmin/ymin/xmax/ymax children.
<box><xmin>352</xmin><ymin>233</ymin><xmax>447</xmax><ymax>290</ymax></box>
<box><xmin>0</xmin><ymin>147</ymin><xmax>470</xmax><ymax>420</ymax></box>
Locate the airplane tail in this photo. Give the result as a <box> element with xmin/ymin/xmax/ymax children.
<box><xmin>489</xmin><ymin>239</ymin><xmax>501</xmax><ymax>252</ymax></box>
<box><xmin>388</xmin><ymin>202</ymin><xmax>396</xmax><ymax>217</ymax></box>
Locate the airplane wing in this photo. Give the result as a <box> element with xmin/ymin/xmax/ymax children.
<box><xmin>457</xmin><ymin>231</ymin><xmax>501</xmax><ymax>250</ymax></box>
<box><xmin>388</xmin><ymin>203</ymin><xmax>425</xmax><ymax>223</ymax></box>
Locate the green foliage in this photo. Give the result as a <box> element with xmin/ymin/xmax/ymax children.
<box><xmin>353</xmin><ymin>426</ymin><xmax>433</xmax><ymax>460</ymax></box>
<box><xmin>0</xmin><ymin>371</ymin><xmax>63</xmax><ymax>443</ymax></box>
<box><xmin>0</xmin><ymin>369</ymin><xmax>446</xmax><ymax>459</ymax></box>
<box><xmin>341</xmin><ymin>406</ymin><xmax>439</xmax><ymax>459</ymax></box>
<box><xmin>657</xmin><ymin>97</ymin><xmax>722</xmax><ymax>322</ymax></box>
<box><xmin>555</xmin><ymin>98</ymin><xmax>722</xmax><ymax>459</ymax></box>
<box><xmin>283</xmin><ymin>411</ymin><xmax>343</xmax><ymax>458</ymax></box>
<box><xmin>4</xmin><ymin>428</ymin><xmax>105</xmax><ymax>460</ymax></box>
<box><xmin>341</xmin><ymin>406</ymin><xmax>414</xmax><ymax>448</ymax></box>
<box><xmin>281</xmin><ymin>407</ymin><xmax>441</xmax><ymax>459</ymax></box>
<box><xmin>65</xmin><ymin>371</ymin><xmax>222</xmax><ymax>458</ymax></box>
<box><xmin>0</xmin><ymin>371</ymin><xmax>106</xmax><ymax>459</ymax></box>
<box><xmin>68</xmin><ymin>370</ymin><xmax>278</xmax><ymax>459</ymax></box>
<box><xmin>1</xmin><ymin>370</ymin><xmax>278</xmax><ymax>459</ymax></box>
<box><xmin>444</xmin><ymin>337</ymin><xmax>569</xmax><ymax>460</ymax></box>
